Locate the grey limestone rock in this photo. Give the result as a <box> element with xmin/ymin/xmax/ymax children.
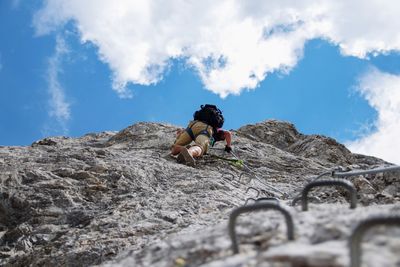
<box><xmin>0</xmin><ymin>120</ymin><xmax>399</xmax><ymax>267</ymax></box>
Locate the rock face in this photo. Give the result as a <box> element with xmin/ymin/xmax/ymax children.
<box><xmin>0</xmin><ymin>120</ymin><xmax>399</xmax><ymax>267</ymax></box>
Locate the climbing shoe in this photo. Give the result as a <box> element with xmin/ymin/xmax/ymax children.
<box><xmin>177</xmin><ymin>147</ymin><xmax>196</xmax><ymax>167</ymax></box>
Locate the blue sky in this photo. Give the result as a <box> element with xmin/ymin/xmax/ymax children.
<box><xmin>1</xmin><ymin>1</ymin><xmax>400</xmax><ymax>164</ymax></box>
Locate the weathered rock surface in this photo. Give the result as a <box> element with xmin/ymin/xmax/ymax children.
<box><xmin>0</xmin><ymin>120</ymin><xmax>399</xmax><ymax>267</ymax></box>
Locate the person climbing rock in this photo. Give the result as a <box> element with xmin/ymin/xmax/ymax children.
<box><xmin>171</xmin><ymin>104</ymin><xmax>232</xmax><ymax>167</ymax></box>
<box><xmin>211</xmin><ymin>128</ymin><xmax>232</xmax><ymax>152</ymax></box>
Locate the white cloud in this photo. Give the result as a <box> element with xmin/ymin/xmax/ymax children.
<box><xmin>346</xmin><ymin>67</ymin><xmax>400</xmax><ymax>164</ymax></box>
<box><xmin>33</xmin><ymin>0</ymin><xmax>400</xmax><ymax>97</ymax></box>
<box><xmin>45</xmin><ymin>35</ymin><xmax>71</xmax><ymax>134</ymax></box>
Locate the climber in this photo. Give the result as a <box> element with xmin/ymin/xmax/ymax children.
<box><xmin>171</xmin><ymin>104</ymin><xmax>232</xmax><ymax>167</ymax></box>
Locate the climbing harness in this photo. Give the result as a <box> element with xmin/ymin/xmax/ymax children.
<box><xmin>185</xmin><ymin>121</ymin><xmax>211</xmax><ymax>141</ymax></box>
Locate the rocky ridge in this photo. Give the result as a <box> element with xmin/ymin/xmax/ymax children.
<box><xmin>0</xmin><ymin>120</ymin><xmax>399</xmax><ymax>266</ymax></box>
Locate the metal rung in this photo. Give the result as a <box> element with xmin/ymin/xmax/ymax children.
<box><xmin>256</xmin><ymin>197</ymin><xmax>280</xmax><ymax>203</ymax></box>
<box><xmin>244</xmin><ymin>197</ymin><xmax>257</xmax><ymax>205</ymax></box>
<box><xmin>291</xmin><ymin>196</ymin><xmax>321</xmax><ymax>206</ymax></box>
<box><xmin>244</xmin><ymin>197</ymin><xmax>280</xmax><ymax>205</ymax></box>
<box><xmin>300</xmin><ymin>179</ymin><xmax>357</xmax><ymax>211</ymax></box>
<box><xmin>239</xmin><ymin>173</ymin><xmax>252</xmax><ymax>184</ymax></box>
<box><xmin>246</xmin><ymin>187</ymin><xmax>260</xmax><ymax>198</ymax></box>
<box><xmin>221</xmin><ymin>172</ymin><xmax>235</xmax><ymax>181</ymax></box>
<box><xmin>333</xmin><ymin>165</ymin><xmax>400</xmax><ymax>178</ymax></box>
<box><xmin>228</xmin><ymin>202</ymin><xmax>295</xmax><ymax>254</ymax></box>
<box><xmin>349</xmin><ymin>215</ymin><xmax>400</xmax><ymax>267</ymax></box>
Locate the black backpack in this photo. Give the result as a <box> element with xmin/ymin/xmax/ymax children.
<box><xmin>193</xmin><ymin>104</ymin><xmax>224</xmax><ymax>129</ymax></box>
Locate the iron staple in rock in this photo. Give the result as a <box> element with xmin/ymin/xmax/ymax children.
<box><xmin>300</xmin><ymin>178</ymin><xmax>357</xmax><ymax>211</ymax></box>
<box><xmin>291</xmin><ymin>195</ymin><xmax>321</xmax><ymax>206</ymax></box>
<box><xmin>349</xmin><ymin>215</ymin><xmax>400</xmax><ymax>267</ymax></box>
<box><xmin>244</xmin><ymin>197</ymin><xmax>280</xmax><ymax>205</ymax></box>
<box><xmin>245</xmin><ymin>186</ymin><xmax>260</xmax><ymax>198</ymax></box>
<box><xmin>334</xmin><ymin>165</ymin><xmax>400</xmax><ymax>178</ymax></box>
<box><xmin>228</xmin><ymin>202</ymin><xmax>295</xmax><ymax>254</ymax></box>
